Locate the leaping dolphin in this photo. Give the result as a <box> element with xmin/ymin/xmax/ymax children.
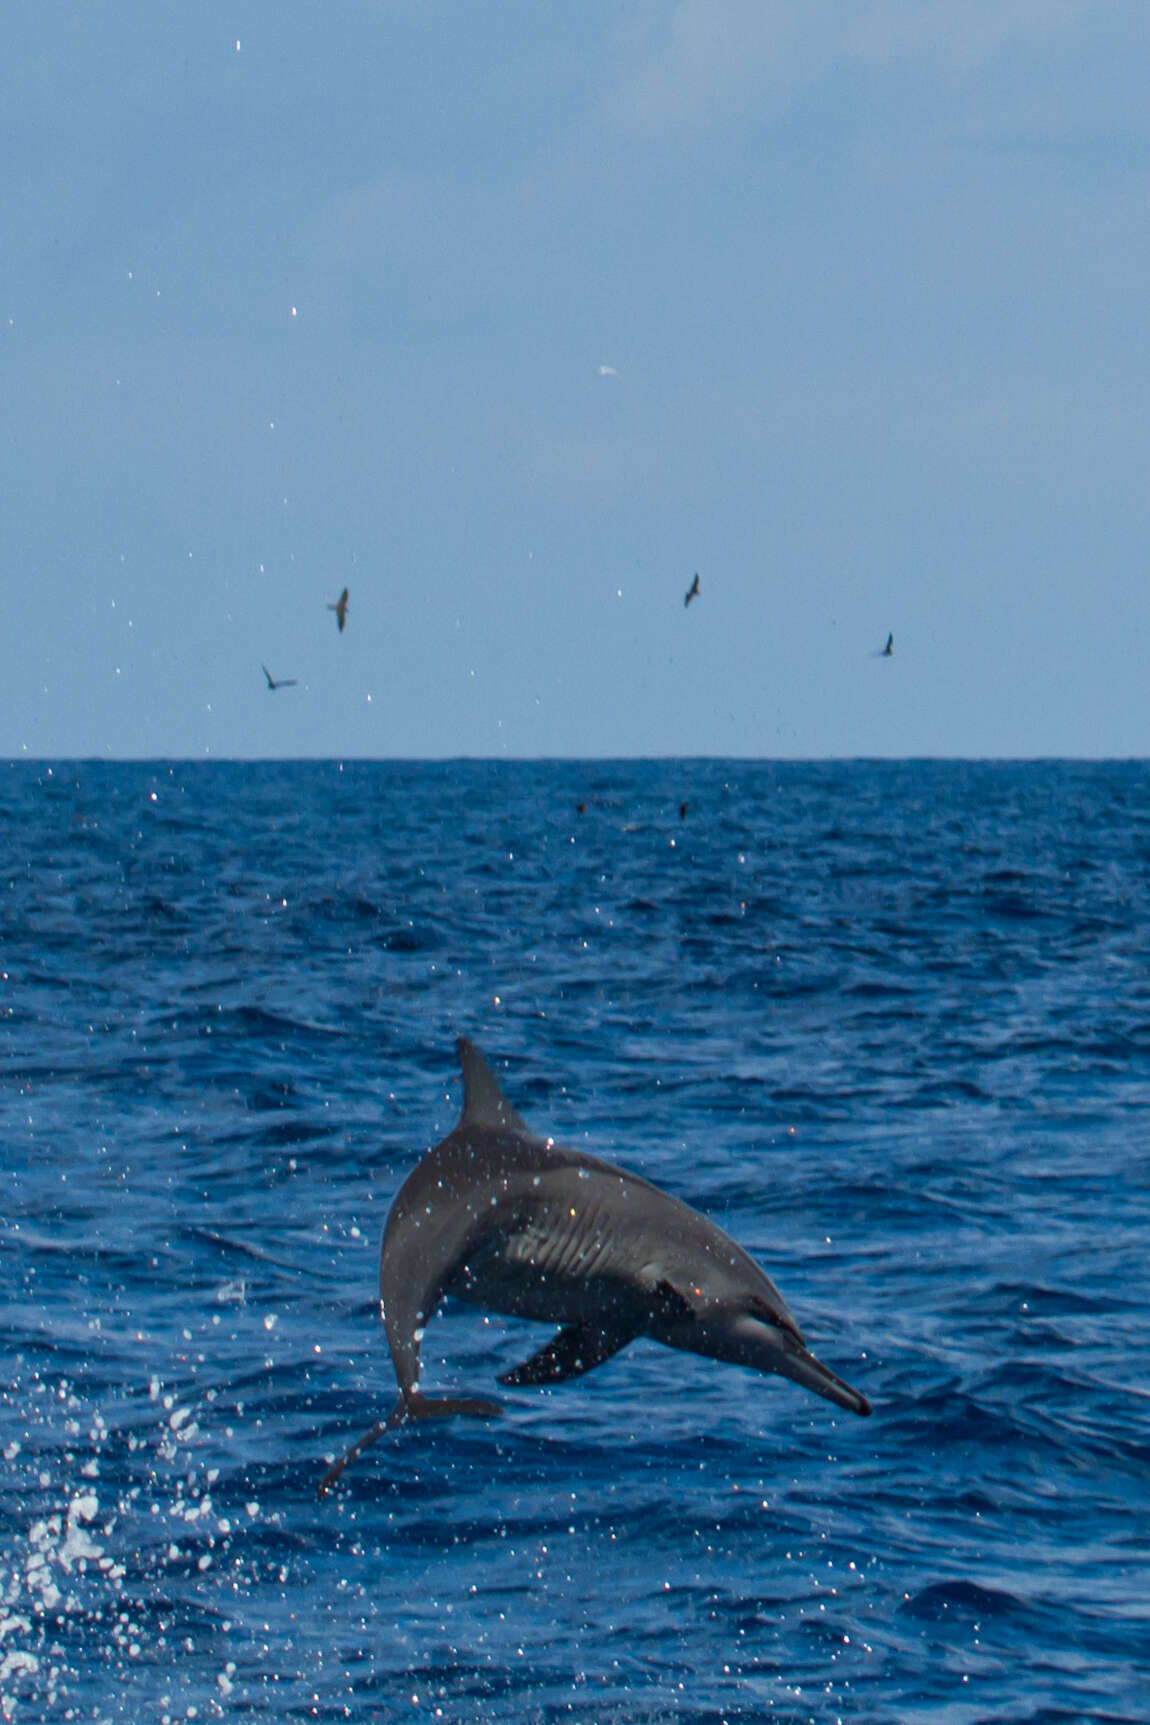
<box><xmin>319</xmin><ymin>1039</ymin><xmax>870</xmax><ymax>1494</ymax></box>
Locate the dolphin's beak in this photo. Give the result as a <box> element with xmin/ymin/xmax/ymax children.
<box><xmin>711</xmin><ymin>1310</ymin><xmax>872</xmax><ymax>1417</ymax></box>
<box><xmin>774</xmin><ymin>1333</ymin><xmax>872</xmax><ymax>1416</ymax></box>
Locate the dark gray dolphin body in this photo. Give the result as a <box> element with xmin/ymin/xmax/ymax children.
<box><xmin>319</xmin><ymin>1039</ymin><xmax>870</xmax><ymax>1494</ymax></box>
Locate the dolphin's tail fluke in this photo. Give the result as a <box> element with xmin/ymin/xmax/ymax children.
<box><xmin>317</xmin><ymin>1397</ymin><xmax>405</xmax><ymax>1497</ymax></box>
<box><xmin>402</xmin><ymin>1390</ymin><xmax>505</xmax><ymax>1425</ymax></box>
<box><xmin>317</xmin><ymin>1391</ymin><xmax>503</xmax><ymax>1497</ymax></box>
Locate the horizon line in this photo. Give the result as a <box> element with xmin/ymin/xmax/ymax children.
<box><xmin>7</xmin><ymin>753</ymin><xmax>1150</xmax><ymax>768</ymax></box>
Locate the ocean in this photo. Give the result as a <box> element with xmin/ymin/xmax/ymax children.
<box><xmin>2</xmin><ymin>758</ymin><xmax>1148</xmax><ymax>1722</ymax></box>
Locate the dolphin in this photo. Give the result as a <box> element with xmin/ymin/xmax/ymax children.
<box><xmin>319</xmin><ymin>1039</ymin><xmax>870</xmax><ymax>1494</ymax></box>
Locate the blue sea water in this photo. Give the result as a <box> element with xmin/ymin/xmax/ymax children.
<box><xmin>2</xmin><ymin>758</ymin><xmax>1149</xmax><ymax>1723</ymax></box>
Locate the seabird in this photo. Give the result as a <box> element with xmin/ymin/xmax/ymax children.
<box><xmin>684</xmin><ymin>573</ymin><xmax>700</xmax><ymax>608</ymax></box>
<box><xmin>327</xmin><ymin>587</ymin><xmax>349</xmax><ymax>632</ymax></box>
<box><xmin>262</xmin><ymin>665</ymin><xmax>298</xmax><ymax>691</ymax></box>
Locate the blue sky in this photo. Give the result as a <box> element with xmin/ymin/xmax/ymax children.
<box><xmin>6</xmin><ymin>2</ymin><xmax>1150</xmax><ymax>758</ymax></box>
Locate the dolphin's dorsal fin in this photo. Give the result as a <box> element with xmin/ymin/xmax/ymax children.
<box><xmin>456</xmin><ymin>1038</ymin><xmax>530</xmax><ymax>1134</ymax></box>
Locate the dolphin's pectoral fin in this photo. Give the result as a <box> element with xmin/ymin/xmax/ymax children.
<box><xmin>498</xmin><ymin>1320</ymin><xmax>639</xmax><ymax>1386</ymax></box>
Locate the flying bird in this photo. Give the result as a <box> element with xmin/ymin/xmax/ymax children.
<box><xmin>870</xmin><ymin>633</ymin><xmax>893</xmax><ymax>658</ymax></box>
<box><xmin>261</xmin><ymin>664</ymin><xmax>298</xmax><ymax>691</ymax></box>
<box><xmin>684</xmin><ymin>573</ymin><xmax>700</xmax><ymax>608</ymax></box>
<box><xmin>327</xmin><ymin>587</ymin><xmax>349</xmax><ymax>632</ymax></box>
